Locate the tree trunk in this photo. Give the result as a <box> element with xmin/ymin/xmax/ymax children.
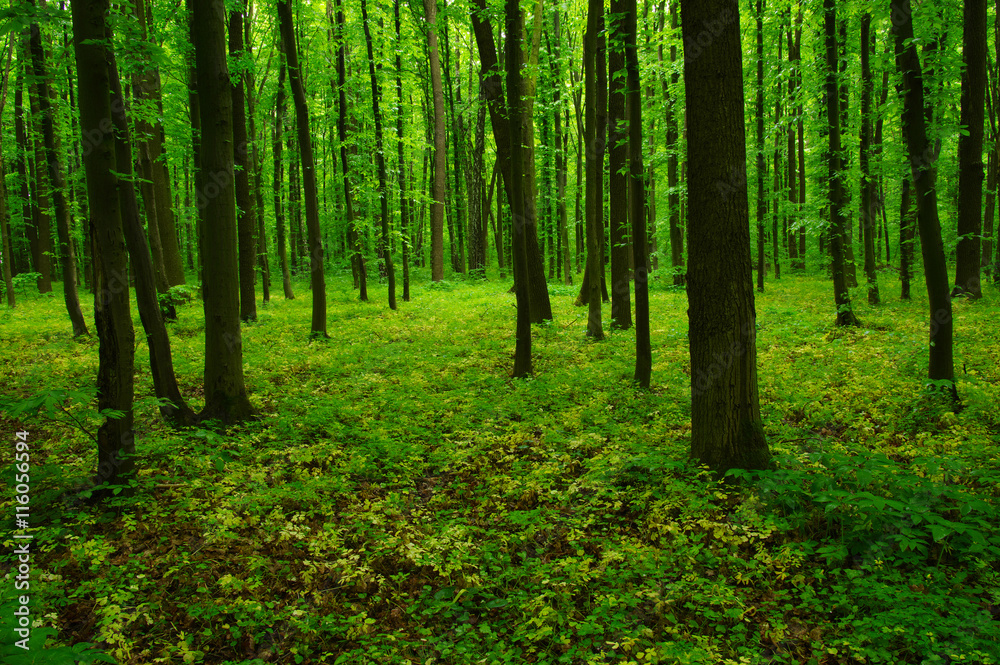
<box><xmin>70</xmin><ymin>0</ymin><xmax>136</xmax><ymax>497</ymax></box>
<box><xmin>755</xmin><ymin>0</ymin><xmax>766</xmax><ymax>292</ymax></box>
<box><xmin>626</xmin><ymin>0</ymin><xmax>651</xmax><ymax>387</ymax></box>
<box><xmin>824</xmin><ymin>0</ymin><xmax>860</xmax><ymax>327</ymax></box>
<box><xmin>667</xmin><ymin>3</ymin><xmax>683</xmax><ymax>286</ymax></box>
<box><xmin>900</xmin><ymin>177</ymin><xmax>915</xmax><ymax>299</ymax></box>
<box><xmin>787</xmin><ymin>13</ymin><xmax>799</xmax><ymax>270</ymax></box>
<box><xmin>273</xmin><ymin>58</ymin><xmax>295</xmax><ymax>300</ymax></box>
<box><xmin>0</xmin><ymin>137</ymin><xmax>15</xmax><ymax>308</ymax></box>
<box><xmin>682</xmin><ymin>0</ymin><xmax>770</xmax><ymax>474</ymax></box>
<box><xmin>425</xmin><ymin>0</ymin><xmax>446</xmax><ymax>281</ymax></box>
<box><xmin>360</xmin><ymin>0</ymin><xmax>396</xmax><ymax>310</ymax></box>
<box><xmin>396</xmin><ymin>0</ymin><xmax>414</xmax><ymax>297</ymax></box>
<box><xmin>584</xmin><ymin>0</ymin><xmax>604</xmax><ymax>339</ymax></box>
<box><xmin>608</xmin><ymin>0</ymin><xmax>631</xmax><ymax>329</ymax></box>
<box><xmin>229</xmin><ymin>3</ymin><xmax>258</xmax><ymax>322</ymax></box>
<box><xmin>553</xmin><ymin>12</ymin><xmax>572</xmax><ymax>286</ymax></box>
<box><xmin>954</xmin><ymin>0</ymin><xmax>986</xmax><ymax>299</ymax></box>
<box><xmin>278</xmin><ymin>0</ymin><xmax>328</xmax><ymax>337</ymax></box>
<box><xmin>506</xmin><ymin>0</ymin><xmax>532</xmax><ymax>377</ymax></box>
<box><xmin>892</xmin><ymin>0</ymin><xmax>957</xmax><ymax>401</ymax></box>
<box><xmin>772</xmin><ymin>28</ymin><xmax>782</xmax><ymax>281</ymax></box>
<box><xmin>28</xmin><ymin>11</ymin><xmax>87</xmax><ymax>336</ymax></box>
<box><xmin>860</xmin><ymin>13</ymin><xmax>880</xmax><ymax>305</ymax></box>
<box><xmin>194</xmin><ymin>0</ymin><xmax>254</xmax><ymax>422</ymax></box>
<box><xmin>839</xmin><ymin>16</ymin><xmax>858</xmax><ymax>289</ymax></box>
<box><xmin>108</xmin><ymin>47</ymin><xmax>195</xmax><ymax>425</ymax></box>
<box><xmin>244</xmin><ymin>9</ymin><xmax>269</xmax><ymax>305</ymax></box>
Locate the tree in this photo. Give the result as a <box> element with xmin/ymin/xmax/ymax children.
<box><xmin>396</xmin><ymin>0</ymin><xmax>414</xmax><ymax>298</ymax></box>
<box><xmin>506</xmin><ymin>0</ymin><xmax>532</xmax><ymax>377</ymax></box>
<box><xmin>860</xmin><ymin>12</ymin><xmax>880</xmax><ymax>305</ymax></box>
<box><xmin>229</xmin><ymin>1</ymin><xmax>258</xmax><ymax>322</ymax></box>
<box><xmin>682</xmin><ymin>0</ymin><xmax>770</xmax><ymax>474</ymax></box>
<box><xmin>70</xmin><ymin>0</ymin><xmax>135</xmax><ymax>497</ymax></box>
<box><xmin>892</xmin><ymin>0</ymin><xmax>957</xmax><ymax>401</ymax></box>
<box><xmin>28</xmin><ymin>6</ymin><xmax>88</xmax><ymax>337</ymax></box>
<box><xmin>361</xmin><ymin>0</ymin><xmax>396</xmax><ymax>311</ymax></box>
<box><xmin>272</xmin><ymin>57</ymin><xmax>295</xmax><ymax>300</ymax></box>
<box><xmin>425</xmin><ymin>0</ymin><xmax>447</xmax><ymax>282</ymax></box>
<box><xmin>824</xmin><ymin>0</ymin><xmax>860</xmax><ymax>327</ymax></box>
<box><xmin>608</xmin><ymin>0</ymin><xmax>631</xmax><ymax>329</ymax></box>
<box><xmin>626</xmin><ymin>0</ymin><xmax>651</xmax><ymax>387</ymax></box>
<box><xmin>583</xmin><ymin>0</ymin><xmax>604</xmax><ymax>340</ymax></box>
<box><xmin>195</xmin><ymin>0</ymin><xmax>254</xmax><ymax>423</ymax></box>
<box><xmin>954</xmin><ymin>0</ymin><xmax>986</xmax><ymax>299</ymax></box>
<box><xmin>278</xmin><ymin>0</ymin><xmax>328</xmax><ymax>338</ymax></box>
<box><xmin>755</xmin><ymin>0</ymin><xmax>766</xmax><ymax>292</ymax></box>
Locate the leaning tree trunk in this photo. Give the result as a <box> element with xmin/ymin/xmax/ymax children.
<box><xmin>28</xmin><ymin>10</ymin><xmax>88</xmax><ymax>336</ymax></box>
<box><xmin>824</xmin><ymin>0</ymin><xmax>860</xmax><ymax>327</ymax></box>
<box><xmin>70</xmin><ymin>0</ymin><xmax>135</xmax><ymax>498</ymax></box>
<box><xmin>954</xmin><ymin>0</ymin><xmax>986</xmax><ymax>299</ymax></box>
<box><xmin>892</xmin><ymin>0</ymin><xmax>957</xmax><ymax>402</ymax></box>
<box><xmin>278</xmin><ymin>0</ymin><xmax>328</xmax><ymax>337</ymax></box>
<box><xmin>194</xmin><ymin>0</ymin><xmax>254</xmax><ymax>422</ymax></box>
<box><xmin>682</xmin><ymin>0</ymin><xmax>770</xmax><ymax>474</ymax></box>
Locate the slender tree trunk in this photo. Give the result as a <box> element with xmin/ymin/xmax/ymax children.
<box><xmin>787</xmin><ymin>12</ymin><xmax>799</xmax><ymax>270</ymax></box>
<box><xmin>667</xmin><ymin>3</ymin><xmax>683</xmax><ymax>285</ymax></box>
<box><xmin>955</xmin><ymin>0</ymin><xmax>986</xmax><ymax>299</ymax></box>
<box><xmin>229</xmin><ymin>3</ymin><xmax>258</xmax><ymax>322</ymax></box>
<box><xmin>396</xmin><ymin>0</ymin><xmax>413</xmax><ymax>298</ymax></box>
<box><xmin>626</xmin><ymin>0</ymin><xmax>650</xmax><ymax>387</ymax></box>
<box><xmin>425</xmin><ymin>0</ymin><xmax>447</xmax><ymax>281</ymax></box>
<box><xmin>608</xmin><ymin>0</ymin><xmax>631</xmax><ymax>329</ymax></box>
<box><xmin>506</xmin><ymin>0</ymin><xmax>532</xmax><ymax>376</ymax></box>
<box><xmin>553</xmin><ymin>12</ymin><xmax>572</xmax><ymax>286</ymax></box>
<box><xmin>824</xmin><ymin>0</ymin><xmax>860</xmax><ymax>326</ymax></box>
<box><xmin>108</xmin><ymin>48</ymin><xmax>195</xmax><ymax>424</ymax></box>
<box><xmin>244</xmin><ymin>7</ymin><xmax>269</xmax><ymax>305</ymax></box>
<box><xmin>278</xmin><ymin>0</ymin><xmax>327</xmax><ymax>337</ymax></box>
<box><xmin>682</xmin><ymin>0</ymin><xmax>770</xmax><ymax>474</ymax></box>
<box><xmin>28</xmin><ymin>10</ymin><xmax>87</xmax><ymax>336</ymax></box>
<box><xmin>360</xmin><ymin>0</ymin><xmax>396</xmax><ymax>310</ymax></box>
<box><xmin>860</xmin><ymin>13</ymin><xmax>880</xmax><ymax>305</ymax></box>
<box><xmin>796</xmin><ymin>3</ymin><xmax>807</xmax><ymax>267</ymax></box>
<box><xmin>772</xmin><ymin>28</ymin><xmax>782</xmax><ymax>281</ymax></box>
<box><xmin>893</xmin><ymin>0</ymin><xmax>957</xmax><ymax>401</ymax></box>
<box><xmin>194</xmin><ymin>0</ymin><xmax>254</xmax><ymax>422</ymax></box>
<box><xmin>839</xmin><ymin>17</ymin><xmax>858</xmax><ymax>289</ymax></box>
<box><xmin>70</xmin><ymin>0</ymin><xmax>135</xmax><ymax>497</ymax></box>
<box><xmin>900</xmin><ymin>177</ymin><xmax>915</xmax><ymax>299</ymax></box>
<box><xmin>273</xmin><ymin>59</ymin><xmax>295</xmax><ymax>300</ymax></box>
<box><xmin>0</xmin><ymin>138</ymin><xmax>14</xmax><ymax>307</ymax></box>
<box><xmin>755</xmin><ymin>0</ymin><xmax>766</xmax><ymax>292</ymax></box>
<box><xmin>584</xmin><ymin>0</ymin><xmax>603</xmax><ymax>339</ymax></box>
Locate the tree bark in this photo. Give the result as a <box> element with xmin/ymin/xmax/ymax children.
<box><xmin>755</xmin><ymin>0</ymin><xmax>766</xmax><ymax>292</ymax></box>
<box><xmin>954</xmin><ymin>0</ymin><xmax>986</xmax><ymax>299</ymax></box>
<box><xmin>0</xmin><ymin>136</ymin><xmax>14</xmax><ymax>308</ymax></box>
<box><xmin>892</xmin><ymin>0</ymin><xmax>957</xmax><ymax>401</ymax></box>
<box><xmin>667</xmin><ymin>4</ymin><xmax>683</xmax><ymax>286</ymax></box>
<box><xmin>682</xmin><ymin>0</ymin><xmax>770</xmax><ymax>474</ymax></box>
<box><xmin>396</xmin><ymin>0</ymin><xmax>414</xmax><ymax>297</ymax></box>
<box><xmin>824</xmin><ymin>0</ymin><xmax>860</xmax><ymax>327</ymax></box>
<box><xmin>70</xmin><ymin>0</ymin><xmax>135</xmax><ymax>497</ymax></box>
<box><xmin>272</xmin><ymin>58</ymin><xmax>295</xmax><ymax>300</ymax></box>
<box><xmin>194</xmin><ymin>0</ymin><xmax>254</xmax><ymax>422</ymax></box>
<box><xmin>278</xmin><ymin>0</ymin><xmax>328</xmax><ymax>337</ymax></box>
<box><xmin>584</xmin><ymin>0</ymin><xmax>603</xmax><ymax>339</ymax></box>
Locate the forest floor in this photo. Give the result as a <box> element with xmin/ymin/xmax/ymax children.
<box><xmin>1</xmin><ymin>267</ymin><xmax>999</xmax><ymax>665</ymax></box>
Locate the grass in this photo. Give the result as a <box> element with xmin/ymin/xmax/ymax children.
<box><xmin>1</xmin><ymin>266</ymin><xmax>999</xmax><ymax>664</ymax></box>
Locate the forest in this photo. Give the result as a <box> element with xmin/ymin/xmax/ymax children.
<box><xmin>1</xmin><ymin>0</ymin><xmax>999</xmax><ymax>662</ymax></box>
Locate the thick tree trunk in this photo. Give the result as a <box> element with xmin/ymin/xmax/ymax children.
<box><xmin>194</xmin><ymin>0</ymin><xmax>254</xmax><ymax>422</ymax></box>
<box><xmin>608</xmin><ymin>0</ymin><xmax>631</xmax><ymax>330</ymax></box>
<box><xmin>954</xmin><ymin>0</ymin><xmax>986</xmax><ymax>299</ymax></box>
<box><xmin>360</xmin><ymin>0</ymin><xmax>396</xmax><ymax>310</ymax></box>
<box><xmin>28</xmin><ymin>12</ymin><xmax>87</xmax><ymax>336</ymax></box>
<box><xmin>860</xmin><ymin>13</ymin><xmax>880</xmax><ymax>305</ymax></box>
<box><xmin>70</xmin><ymin>0</ymin><xmax>135</xmax><ymax>497</ymax></box>
<box><xmin>425</xmin><ymin>0</ymin><xmax>447</xmax><ymax>281</ymax></box>
<box><xmin>229</xmin><ymin>4</ymin><xmax>257</xmax><ymax>322</ymax></box>
<box><xmin>824</xmin><ymin>0</ymin><xmax>860</xmax><ymax>327</ymax></box>
<box><xmin>893</xmin><ymin>0</ymin><xmax>957</xmax><ymax>400</ymax></box>
<box><xmin>682</xmin><ymin>0</ymin><xmax>770</xmax><ymax>474</ymax></box>
<box><xmin>278</xmin><ymin>0</ymin><xmax>327</xmax><ymax>337</ymax></box>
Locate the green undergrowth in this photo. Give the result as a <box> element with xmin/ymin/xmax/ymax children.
<box><xmin>1</xmin><ymin>269</ymin><xmax>999</xmax><ymax>664</ymax></box>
